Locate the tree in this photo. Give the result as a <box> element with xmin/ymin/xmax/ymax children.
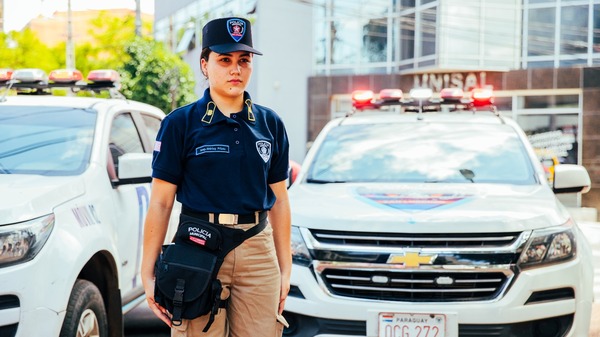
<box><xmin>119</xmin><ymin>38</ymin><xmax>196</xmax><ymax>114</ymax></box>
<box><xmin>0</xmin><ymin>29</ymin><xmax>61</xmax><ymax>70</ymax></box>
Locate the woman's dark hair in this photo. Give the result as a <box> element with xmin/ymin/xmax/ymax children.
<box><xmin>201</xmin><ymin>48</ymin><xmax>211</xmax><ymax>62</ymax></box>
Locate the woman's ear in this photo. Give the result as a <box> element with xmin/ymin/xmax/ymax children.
<box><xmin>200</xmin><ymin>58</ymin><xmax>208</xmax><ymax>79</ymax></box>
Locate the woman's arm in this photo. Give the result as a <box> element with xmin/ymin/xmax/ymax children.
<box><xmin>268</xmin><ymin>180</ymin><xmax>292</xmax><ymax>315</ymax></box>
<box><xmin>141</xmin><ymin>178</ymin><xmax>178</xmax><ymax>326</ymax></box>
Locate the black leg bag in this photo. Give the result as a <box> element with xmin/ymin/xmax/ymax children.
<box><xmin>154</xmin><ymin>213</ymin><xmax>267</xmax><ymax>331</ymax></box>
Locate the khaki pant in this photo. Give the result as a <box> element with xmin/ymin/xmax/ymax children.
<box><xmin>171</xmin><ymin>222</ymin><xmax>285</xmax><ymax>337</ymax></box>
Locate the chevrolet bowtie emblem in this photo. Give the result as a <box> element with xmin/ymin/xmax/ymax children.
<box><xmin>387</xmin><ymin>252</ymin><xmax>437</xmax><ymax>267</ymax></box>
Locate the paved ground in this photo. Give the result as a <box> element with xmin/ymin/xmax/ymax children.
<box><xmin>124</xmin><ymin>301</ymin><xmax>169</xmax><ymax>337</ymax></box>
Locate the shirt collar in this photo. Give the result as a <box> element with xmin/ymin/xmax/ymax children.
<box><xmin>199</xmin><ymin>89</ymin><xmax>256</xmax><ymax>126</ymax></box>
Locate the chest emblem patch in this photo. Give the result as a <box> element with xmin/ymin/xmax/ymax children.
<box><xmin>256</xmin><ymin>140</ymin><xmax>271</xmax><ymax>163</ymax></box>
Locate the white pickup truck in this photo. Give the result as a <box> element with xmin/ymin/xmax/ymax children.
<box><xmin>284</xmin><ymin>88</ymin><xmax>594</xmax><ymax>337</ymax></box>
<box><xmin>0</xmin><ymin>69</ymin><xmax>177</xmax><ymax>337</ymax></box>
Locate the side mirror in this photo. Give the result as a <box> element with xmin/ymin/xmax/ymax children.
<box><xmin>553</xmin><ymin>164</ymin><xmax>591</xmax><ymax>194</ymax></box>
<box><xmin>114</xmin><ymin>152</ymin><xmax>153</xmax><ymax>186</ymax></box>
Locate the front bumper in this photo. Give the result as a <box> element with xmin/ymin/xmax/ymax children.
<box><xmin>284</xmin><ymin>257</ymin><xmax>593</xmax><ymax>337</ymax></box>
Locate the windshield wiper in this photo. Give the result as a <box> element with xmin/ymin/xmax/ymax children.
<box><xmin>306</xmin><ymin>178</ymin><xmax>347</xmax><ymax>184</ymax></box>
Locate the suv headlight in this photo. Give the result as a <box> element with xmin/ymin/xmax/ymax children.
<box><xmin>0</xmin><ymin>214</ymin><xmax>54</xmax><ymax>268</ymax></box>
<box><xmin>518</xmin><ymin>221</ymin><xmax>576</xmax><ymax>269</ymax></box>
<box><xmin>291</xmin><ymin>226</ymin><xmax>312</xmax><ymax>266</ymax></box>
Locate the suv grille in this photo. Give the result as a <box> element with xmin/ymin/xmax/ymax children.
<box><xmin>321</xmin><ymin>269</ymin><xmax>509</xmax><ymax>302</ymax></box>
<box><xmin>311</xmin><ymin>230</ymin><xmax>521</xmax><ymax>248</ymax></box>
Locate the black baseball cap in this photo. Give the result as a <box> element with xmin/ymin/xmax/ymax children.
<box><xmin>202</xmin><ymin>17</ymin><xmax>263</xmax><ymax>55</ymax></box>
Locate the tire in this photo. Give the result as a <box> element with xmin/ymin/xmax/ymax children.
<box><xmin>59</xmin><ymin>279</ymin><xmax>109</xmax><ymax>337</ymax></box>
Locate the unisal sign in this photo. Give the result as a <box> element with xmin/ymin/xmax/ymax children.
<box><xmin>413</xmin><ymin>72</ymin><xmax>490</xmax><ymax>92</ymax></box>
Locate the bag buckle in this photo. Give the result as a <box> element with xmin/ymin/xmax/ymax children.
<box><xmin>173</xmin><ymin>279</ymin><xmax>185</xmax><ymax>306</ymax></box>
<box><xmin>218</xmin><ymin>213</ymin><xmax>238</xmax><ymax>225</ymax></box>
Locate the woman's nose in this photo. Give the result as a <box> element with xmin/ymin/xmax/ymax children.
<box><xmin>230</xmin><ymin>64</ymin><xmax>241</xmax><ymax>74</ymax></box>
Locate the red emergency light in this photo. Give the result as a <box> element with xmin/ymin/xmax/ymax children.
<box><xmin>0</xmin><ymin>69</ymin><xmax>13</xmax><ymax>83</ymax></box>
<box><xmin>49</xmin><ymin>69</ymin><xmax>84</xmax><ymax>83</ymax></box>
<box><xmin>440</xmin><ymin>87</ymin><xmax>464</xmax><ymax>102</ymax></box>
<box><xmin>351</xmin><ymin>90</ymin><xmax>375</xmax><ymax>109</ymax></box>
<box><xmin>378</xmin><ymin>89</ymin><xmax>403</xmax><ymax>101</ymax></box>
<box><xmin>87</xmin><ymin>69</ymin><xmax>120</xmax><ymax>83</ymax></box>
<box><xmin>471</xmin><ymin>87</ymin><xmax>494</xmax><ymax>107</ymax></box>
<box><xmin>352</xmin><ymin>90</ymin><xmax>374</xmax><ymax>103</ymax></box>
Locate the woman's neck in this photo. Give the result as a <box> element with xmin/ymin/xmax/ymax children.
<box><xmin>211</xmin><ymin>92</ymin><xmax>244</xmax><ymax>117</ymax></box>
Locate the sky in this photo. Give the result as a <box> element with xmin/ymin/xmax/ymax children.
<box><xmin>3</xmin><ymin>0</ymin><xmax>155</xmax><ymax>32</ymax></box>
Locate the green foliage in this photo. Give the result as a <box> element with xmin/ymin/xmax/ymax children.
<box><xmin>119</xmin><ymin>38</ymin><xmax>196</xmax><ymax>114</ymax></box>
<box><xmin>0</xmin><ymin>29</ymin><xmax>61</xmax><ymax>70</ymax></box>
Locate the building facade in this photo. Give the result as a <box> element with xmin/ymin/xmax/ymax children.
<box><xmin>155</xmin><ymin>0</ymin><xmax>600</xmax><ymax>215</ymax></box>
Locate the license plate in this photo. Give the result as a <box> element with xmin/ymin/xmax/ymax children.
<box><xmin>378</xmin><ymin>312</ymin><xmax>445</xmax><ymax>337</ymax></box>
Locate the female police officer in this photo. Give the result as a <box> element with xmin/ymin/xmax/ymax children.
<box><xmin>140</xmin><ymin>17</ymin><xmax>292</xmax><ymax>337</ymax></box>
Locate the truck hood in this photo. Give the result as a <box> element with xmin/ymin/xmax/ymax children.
<box><xmin>289</xmin><ymin>183</ymin><xmax>570</xmax><ymax>233</ymax></box>
<box><xmin>0</xmin><ymin>174</ymin><xmax>85</xmax><ymax>224</ymax></box>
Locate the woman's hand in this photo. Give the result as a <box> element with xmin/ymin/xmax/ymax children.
<box><xmin>278</xmin><ymin>271</ymin><xmax>291</xmax><ymax>315</ymax></box>
<box><xmin>143</xmin><ymin>275</ymin><xmax>173</xmax><ymax>327</ymax></box>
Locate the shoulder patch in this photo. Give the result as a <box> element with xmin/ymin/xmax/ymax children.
<box><xmin>256</xmin><ymin>140</ymin><xmax>271</xmax><ymax>163</ymax></box>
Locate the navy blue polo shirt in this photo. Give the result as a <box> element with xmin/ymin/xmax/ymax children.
<box><xmin>152</xmin><ymin>89</ymin><xmax>290</xmax><ymax>214</ymax></box>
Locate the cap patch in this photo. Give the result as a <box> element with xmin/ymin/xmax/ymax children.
<box><xmin>227</xmin><ymin>18</ymin><xmax>246</xmax><ymax>42</ymax></box>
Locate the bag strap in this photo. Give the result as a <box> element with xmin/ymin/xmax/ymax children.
<box><xmin>202</xmin><ymin>279</ymin><xmax>226</xmax><ymax>332</ymax></box>
<box><xmin>218</xmin><ymin>220</ymin><xmax>268</xmax><ymax>258</ymax></box>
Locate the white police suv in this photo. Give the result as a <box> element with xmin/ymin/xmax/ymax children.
<box><xmin>284</xmin><ymin>87</ymin><xmax>594</xmax><ymax>337</ymax></box>
<box><xmin>0</xmin><ymin>69</ymin><xmax>177</xmax><ymax>337</ymax></box>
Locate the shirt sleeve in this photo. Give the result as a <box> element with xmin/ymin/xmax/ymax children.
<box><xmin>152</xmin><ymin>115</ymin><xmax>185</xmax><ymax>185</ymax></box>
<box><xmin>267</xmin><ymin>117</ymin><xmax>290</xmax><ymax>184</ymax></box>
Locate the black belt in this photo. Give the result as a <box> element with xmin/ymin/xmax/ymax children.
<box><xmin>181</xmin><ymin>207</ymin><xmax>268</xmax><ymax>225</ymax></box>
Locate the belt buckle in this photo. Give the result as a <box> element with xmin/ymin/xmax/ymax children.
<box><xmin>218</xmin><ymin>213</ymin><xmax>238</xmax><ymax>225</ymax></box>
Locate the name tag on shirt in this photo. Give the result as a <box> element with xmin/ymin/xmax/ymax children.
<box><xmin>196</xmin><ymin>144</ymin><xmax>230</xmax><ymax>155</ymax></box>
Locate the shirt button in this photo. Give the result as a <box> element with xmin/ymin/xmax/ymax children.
<box><xmin>232</xmin><ymin>115</ymin><xmax>237</xmax><ymax>119</ymax></box>
<box><xmin>234</xmin><ymin>128</ymin><xmax>238</xmax><ymax>131</ymax></box>
<box><xmin>235</xmin><ymin>140</ymin><xmax>240</xmax><ymax>144</ymax></box>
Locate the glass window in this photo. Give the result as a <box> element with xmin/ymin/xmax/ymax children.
<box><xmin>331</xmin><ymin>20</ymin><xmax>360</xmax><ymax>64</ymax></box>
<box><xmin>307</xmin><ymin>123</ymin><xmax>536</xmax><ymax>185</ymax></box>
<box><xmin>520</xmin><ymin>95</ymin><xmax>579</xmax><ymax>109</ymax></box>
<box><xmin>594</xmin><ymin>5</ymin><xmax>600</xmax><ymax>53</ymax></box>
<box><xmin>527</xmin><ymin>7</ymin><xmax>556</xmax><ymax>56</ymax></box>
<box><xmin>363</xmin><ymin>18</ymin><xmax>388</xmax><ymax>63</ymax></box>
<box><xmin>527</xmin><ymin>0</ymin><xmax>556</xmax><ymax>4</ymax></box>
<box><xmin>420</xmin><ymin>6</ymin><xmax>437</xmax><ymax>56</ymax></box>
<box><xmin>109</xmin><ymin>113</ymin><xmax>144</xmax><ymax>171</ymax></box>
<box><xmin>517</xmin><ymin>114</ymin><xmax>578</xmax><ymax>165</ymax></box>
<box><xmin>560</xmin><ymin>5</ymin><xmax>588</xmax><ymax>54</ymax></box>
<box><xmin>141</xmin><ymin>114</ymin><xmax>163</xmax><ymax>150</ymax></box>
<box><xmin>400</xmin><ymin>13</ymin><xmax>415</xmax><ymax>60</ymax></box>
<box><xmin>401</xmin><ymin>0</ymin><xmax>415</xmax><ymax>9</ymax></box>
<box><xmin>315</xmin><ymin>20</ymin><xmax>328</xmax><ymax>65</ymax></box>
<box><xmin>527</xmin><ymin>60</ymin><xmax>555</xmax><ymax>68</ymax></box>
<box><xmin>0</xmin><ymin>106</ymin><xmax>96</xmax><ymax>176</ymax></box>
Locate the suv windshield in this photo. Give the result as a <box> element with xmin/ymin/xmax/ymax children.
<box><xmin>307</xmin><ymin>122</ymin><xmax>537</xmax><ymax>185</ymax></box>
<box><xmin>0</xmin><ymin>106</ymin><xmax>96</xmax><ymax>176</ymax></box>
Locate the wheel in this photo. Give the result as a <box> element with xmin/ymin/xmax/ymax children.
<box><xmin>59</xmin><ymin>279</ymin><xmax>109</xmax><ymax>337</ymax></box>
